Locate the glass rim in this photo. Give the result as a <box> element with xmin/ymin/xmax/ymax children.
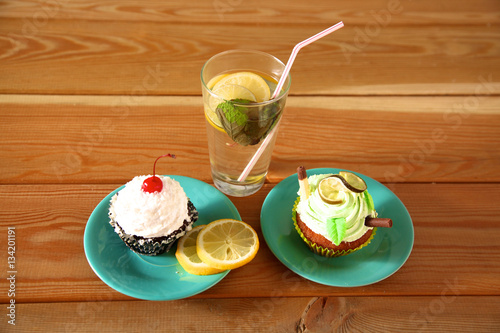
<box><xmin>200</xmin><ymin>49</ymin><xmax>292</xmax><ymax>106</ymax></box>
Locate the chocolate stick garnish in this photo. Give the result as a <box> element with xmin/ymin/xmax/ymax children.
<box><xmin>297</xmin><ymin>166</ymin><xmax>310</xmax><ymax>199</ymax></box>
<box><xmin>365</xmin><ymin>217</ymin><xmax>393</xmax><ymax>228</ymax></box>
<box><xmin>297</xmin><ymin>166</ymin><xmax>307</xmax><ymax>181</ymax></box>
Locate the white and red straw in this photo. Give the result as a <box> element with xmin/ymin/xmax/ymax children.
<box><xmin>237</xmin><ymin>21</ymin><xmax>344</xmax><ymax>182</ymax></box>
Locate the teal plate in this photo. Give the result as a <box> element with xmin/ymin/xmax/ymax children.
<box><xmin>261</xmin><ymin>168</ymin><xmax>414</xmax><ymax>287</ymax></box>
<box><xmin>84</xmin><ymin>176</ymin><xmax>239</xmax><ymax>300</ymax></box>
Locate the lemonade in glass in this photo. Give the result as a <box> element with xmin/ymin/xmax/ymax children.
<box><xmin>201</xmin><ymin>50</ymin><xmax>291</xmax><ymax>197</ymax></box>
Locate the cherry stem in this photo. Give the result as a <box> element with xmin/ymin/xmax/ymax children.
<box><xmin>152</xmin><ymin>154</ymin><xmax>176</xmax><ymax>176</ymax></box>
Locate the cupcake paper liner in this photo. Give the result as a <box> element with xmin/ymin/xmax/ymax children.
<box><xmin>292</xmin><ymin>197</ymin><xmax>376</xmax><ymax>258</ymax></box>
<box><xmin>109</xmin><ymin>200</ymin><xmax>198</xmax><ymax>256</ymax></box>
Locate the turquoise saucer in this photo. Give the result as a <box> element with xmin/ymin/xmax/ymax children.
<box><xmin>261</xmin><ymin>168</ymin><xmax>414</xmax><ymax>287</ymax></box>
<box><xmin>84</xmin><ymin>176</ymin><xmax>240</xmax><ymax>300</ymax></box>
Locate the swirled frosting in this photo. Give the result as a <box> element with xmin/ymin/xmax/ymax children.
<box><xmin>296</xmin><ymin>174</ymin><xmax>376</xmax><ymax>245</ymax></box>
<box><xmin>109</xmin><ymin>175</ymin><xmax>192</xmax><ymax>238</ymax></box>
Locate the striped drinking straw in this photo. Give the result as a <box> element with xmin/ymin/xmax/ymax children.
<box><xmin>237</xmin><ymin>21</ymin><xmax>345</xmax><ymax>182</ymax></box>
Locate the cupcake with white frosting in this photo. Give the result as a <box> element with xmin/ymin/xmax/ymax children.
<box><xmin>109</xmin><ymin>174</ymin><xmax>198</xmax><ymax>256</ymax></box>
<box><xmin>293</xmin><ymin>167</ymin><xmax>391</xmax><ymax>257</ymax></box>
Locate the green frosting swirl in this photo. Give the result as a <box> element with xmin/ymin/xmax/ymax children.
<box><xmin>296</xmin><ymin>174</ymin><xmax>376</xmax><ymax>245</ymax></box>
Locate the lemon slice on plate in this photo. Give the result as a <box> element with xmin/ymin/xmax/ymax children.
<box><xmin>212</xmin><ymin>71</ymin><xmax>271</xmax><ymax>103</ymax></box>
<box><xmin>175</xmin><ymin>226</ymin><xmax>226</xmax><ymax>276</ymax></box>
<box><xmin>318</xmin><ymin>176</ymin><xmax>346</xmax><ymax>204</ymax></box>
<box><xmin>196</xmin><ymin>219</ymin><xmax>259</xmax><ymax>270</ymax></box>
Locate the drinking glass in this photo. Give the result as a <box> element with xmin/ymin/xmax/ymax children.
<box><xmin>201</xmin><ymin>50</ymin><xmax>291</xmax><ymax>197</ymax></box>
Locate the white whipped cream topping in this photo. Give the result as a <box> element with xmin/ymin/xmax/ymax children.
<box><xmin>296</xmin><ymin>174</ymin><xmax>375</xmax><ymax>244</ymax></box>
<box><xmin>109</xmin><ymin>175</ymin><xmax>191</xmax><ymax>238</ymax></box>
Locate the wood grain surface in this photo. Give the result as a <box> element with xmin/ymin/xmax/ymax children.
<box><xmin>2</xmin><ymin>0</ymin><xmax>499</xmax><ymax>24</ymax></box>
<box><xmin>1</xmin><ymin>0</ymin><xmax>500</xmax><ymax>95</ymax></box>
<box><xmin>1</xmin><ymin>97</ymin><xmax>499</xmax><ymax>184</ymax></box>
<box><xmin>14</xmin><ymin>297</ymin><xmax>500</xmax><ymax>332</ymax></box>
<box><xmin>2</xmin><ymin>24</ymin><xmax>499</xmax><ymax>95</ymax></box>
<box><xmin>1</xmin><ymin>0</ymin><xmax>499</xmax><ymax>331</ymax></box>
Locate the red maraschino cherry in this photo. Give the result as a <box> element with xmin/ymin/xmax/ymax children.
<box><xmin>141</xmin><ymin>154</ymin><xmax>176</xmax><ymax>193</ymax></box>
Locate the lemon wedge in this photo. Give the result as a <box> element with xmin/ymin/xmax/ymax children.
<box><xmin>318</xmin><ymin>176</ymin><xmax>346</xmax><ymax>204</ymax></box>
<box><xmin>196</xmin><ymin>219</ymin><xmax>259</xmax><ymax>270</ymax></box>
<box><xmin>175</xmin><ymin>226</ymin><xmax>226</xmax><ymax>276</ymax></box>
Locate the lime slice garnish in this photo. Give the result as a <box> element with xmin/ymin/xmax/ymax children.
<box><xmin>318</xmin><ymin>177</ymin><xmax>345</xmax><ymax>204</ymax></box>
<box><xmin>338</xmin><ymin>171</ymin><xmax>367</xmax><ymax>193</ymax></box>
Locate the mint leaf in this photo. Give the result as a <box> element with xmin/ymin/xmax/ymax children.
<box><xmin>216</xmin><ymin>99</ymin><xmax>251</xmax><ymax>145</ymax></box>
<box><xmin>217</xmin><ymin>100</ymin><xmax>249</xmax><ymax>126</ymax></box>
<box><xmin>326</xmin><ymin>217</ymin><xmax>347</xmax><ymax>246</ymax></box>
<box><xmin>215</xmin><ymin>99</ymin><xmax>283</xmax><ymax>146</ymax></box>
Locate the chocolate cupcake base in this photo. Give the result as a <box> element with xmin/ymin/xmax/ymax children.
<box><xmin>109</xmin><ymin>200</ymin><xmax>198</xmax><ymax>256</ymax></box>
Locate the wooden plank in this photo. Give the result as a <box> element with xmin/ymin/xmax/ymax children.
<box><xmin>0</xmin><ymin>183</ymin><xmax>498</xmax><ymax>303</ymax></box>
<box><xmin>1</xmin><ymin>0</ymin><xmax>499</xmax><ymax>25</ymax></box>
<box><xmin>1</xmin><ymin>21</ymin><xmax>499</xmax><ymax>95</ymax></box>
<box><xmin>9</xmin><ymin>297</ymin><xmax>500</xmax><ymax>332</ymax></box>
<box><xmin>1</xmin><ymin>96</ymin><xmax>499</xmax><ymax>184</ymax></box>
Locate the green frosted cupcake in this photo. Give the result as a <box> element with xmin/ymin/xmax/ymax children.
<box><xmin>293</xmin><ymin>167</ymin><xmax>391</xmax><ymax>257</ymax></box>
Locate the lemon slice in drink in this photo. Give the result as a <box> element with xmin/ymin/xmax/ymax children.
<box><xmin>212</xmin><ymin>71</ymin><xmax>271</xmax><ymax>102</ymax></box>
<box><xmin>205</xmin><ymin>84</ymin><xmax>256</xmax><ymax>131</ymax></box>
<box><xmin>210</xmin><ymin>84</ymin><xmax>256</xmax><ymax>110</ymax></box>
<box><xmin>175</xmin><ymin>226</ymin><xmax>226</xmax><ymax>276</ymax></box>
<box><xmin>318</xmin><ymin>176</ymin><xmax>346</xmax><ymax>205</ymax></box>
<box><xmin>196</xmin><ymin>219</ymin><xmax>259</xmax><ymax>270</ymax></box>
<box><xmin>206</xmin><ymin>73</ymin><xmax>229</xmax><ymax>90</ymax></box>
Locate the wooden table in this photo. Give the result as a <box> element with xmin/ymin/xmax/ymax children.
<box><xmin>1</xmin><ymin>0</ymin><xmax>500</xmax><ymax>332</ymax></box>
